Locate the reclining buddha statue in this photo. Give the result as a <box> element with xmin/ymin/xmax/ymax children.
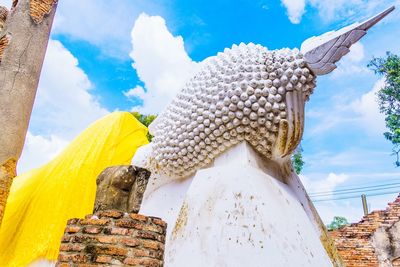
<box><xmin>131</xmin><ymin>6</ymin><xmax>395</xmax><ymax>267</ymax></box>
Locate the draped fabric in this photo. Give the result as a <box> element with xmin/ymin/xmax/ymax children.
<box><xmin>0</xmin><ymin>112</ymin><xmax>149</xmax><ymax>267</ymax></box>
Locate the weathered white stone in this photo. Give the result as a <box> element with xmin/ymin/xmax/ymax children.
<box><xmin>137</xmin><ymin>143</ymin><xmax>333</xmax><ymax>267</ymax></box>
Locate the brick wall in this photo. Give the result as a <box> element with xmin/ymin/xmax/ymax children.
<box><xmin>329</xmin><ymin>195</ymin><xmax>400</xmax><ymax>267</ymax></box>
<box><xmin>57</xmin><ymin>210</ymin><xmax>167</xmax><ymax>267</ymax></box>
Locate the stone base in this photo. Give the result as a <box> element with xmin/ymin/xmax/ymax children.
<box><xmin>165</xmin><ymin>143</ymin><xmax>333</xmax><ymax>267</ymax></box>
<box><xmin>56</xmin><ymin>210</ymin><xmax>167</xmax><ymax>267</ymax></box>
<box><xmin>136</xmin><ymin>142</ymin><xmax>343</xmax><ymax>266</ymax></box>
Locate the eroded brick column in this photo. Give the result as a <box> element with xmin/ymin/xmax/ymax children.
<box><xmin>57</xmin><ymin>210</ymin><xmax>167</xmax><ymax>266</ymax></box>
<box><xmin>329</xmin><ymin>195</ymin><xmax>400</xmax><ymax>267</ymax></box>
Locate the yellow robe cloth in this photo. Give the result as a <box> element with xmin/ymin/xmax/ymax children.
<box><xmin>0</xmin><ymin>112</ymin><xmax>149</xmax><ymax>267</ymax></box>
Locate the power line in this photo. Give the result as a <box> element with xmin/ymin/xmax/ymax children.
<box><xmin>311</xmin><ymin>190</ymin><xmax>400</xmax><ymax>202</ymax></box>
<box><xmin>309</xmin><ymin>183</ymin><xmax>400</xmax><ymax>197</ymax></box>
<box><xmin>307</xmin><ymin>178</ymin><xmax>400</xmax><ymax>193</ymax></box>
<box><xmin>308</xmin><ymin>180</ymin><xmax>400</xmax><ymax>195</ymax></box>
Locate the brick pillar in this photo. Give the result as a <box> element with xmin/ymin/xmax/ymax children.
<box><xmin>0</xmin><ymin>159</ymin><xmax>16</xmax><ymax>227</ymax></box>
<box><xmin>329</xmin><ymin>195</ymin><xmax>400</xmax><ymax>267</ymax></box>
<box><xmin>57</xmin><ymin>210</ymin><xmax>167</xmax><ymax>266</ymax></box>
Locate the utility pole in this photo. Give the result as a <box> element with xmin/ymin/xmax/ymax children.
<box><xmin>361</xmin><ymin>194</ymin><xmax>369</xmax><ymax>216</ymax></box>
<box><xmin>0</xmin><ymin>0</ymin><xmax>58</xmax><ymax>226</ymax></box>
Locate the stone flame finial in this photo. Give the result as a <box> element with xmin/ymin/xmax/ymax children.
<box><xmin>301</xmin><ymin>6</ymin><xmax>395</xmax><ymax>75</ymax></box>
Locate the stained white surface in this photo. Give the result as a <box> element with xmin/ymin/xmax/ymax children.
<box><xmin>137</xmin><ymin>143</ymin><xmax>333</xmax><ymax>267</ymax></box>
<box><xmin>140</xmin><ymin>174</ymin><xmax>193</xmax><ymax>239</ymax></box>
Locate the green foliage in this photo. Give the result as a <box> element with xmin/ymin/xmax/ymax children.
<box><xmin>368</xmin><ymin>52</ymin><xmax>400</xmax><ymax>166</ymax></box>
<box><xmin>326</xmin><ymin>216</ymin><xmax>349</xmax><ymax>230</ymax></box>
<box><xmin>292</xmin><ymin>146</ymin><xmax>305</xmax><ymax>174</ymax></box>
<box><xmin>131</xmin><ymin>112</ymin><xmax>157</xmax><ymax>142</ymax></box>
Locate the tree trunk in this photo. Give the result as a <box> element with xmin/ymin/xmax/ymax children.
<box><xmin>0</xmin><ymin>0</ymin><xmax>57</xmax><ymax>226</ymax></box>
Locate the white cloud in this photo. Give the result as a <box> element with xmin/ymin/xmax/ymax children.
<box><xmin>306</xmin><ymin>100</ymin><xmax>354</xmax><ymax>136</ymax></box>
<box><xmin>0</xmin><ymin>0</ymin><xmax>10</xmax><ymax>8</ymax></box>
<box><xmin>308</xmin><ymin>0</ymin><xmax>361</xmax><ymax>22</ymax></box>
<box><xmin>311</xmin><ymin>0</ymin><xmax>399</xmax><ymax>23</ymax></box>
<box><xmin>330</xmin><ymin>42</ymin><xmax>369</xmax><ymax>78</ymax></box>
<box><xmin>29</xmin><ymin>39</ymin><xmax>109</xmax><ymax>139</ymax></box>
<box><xmin>280</xmin><ymin>0</ymin><xmax>306</xmax><ymax>24</ymax></box>
<box><xmin>306</xmin><ymin>149</ymin><xmax>392</xmax><ymax>171</ymax></box>
<box><xmin>129</xmin><ymin>13</ymin><xmax>198</xmax><ymax>114</ymax></box>
<box><xmin>306</xmin><ymin>76</ymin><xmax>386</xmax><ymax>136</ymax></box>
<box><xmin>300</xmin><ymin>172</ymin><xmax>357</xmax><ymax>223</ymax></box>
<box><xmin>52</xmin><ymin>0</ymin><xmax>162</xmax><ymax>58</ymax></box>
<box><xmin>347</xmin><ymin>42</ymin><xmax>364</xmax><ymax>62</ymax></box>
<box><xmin>351</xmin><ymin>78</ymin><xmax>386</xmax><ymax>134</ymax></box>
<box><xmin>1</xmin><ymin>0</ymin><xmax>153</xmax><ymax>57</ymax></box>
<box><xmin>301</xmin><ymin>172</ymin><xmax>349</xmax><ymax>198</ymax></box>
<box><xmin>124</xmin><ymin>85</ymin><xmax>146</xmax><ymax>100</ymax></box>
<box><xmin>282</xmin><ymin>0</ymin><xmax>398</xmax><ymax>24</ymax></box>
<box><xmin>18</xmin><ymin>40</ymin><xmax>109</xmax><ymax>173</ymax></box>
<box><xmin>18</xmin><ymin>132</ymin><xmax>69</xmax><ymax>174</ymax></box>
<box><xmin>300</xmin><ymin>171</ymin><xmax>400</xmax><ymax>223</ymax></box>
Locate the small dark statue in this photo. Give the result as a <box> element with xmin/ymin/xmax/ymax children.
<box><xmin>94</xmin><ymin>165</ymin><xmax>150</xmax><ymax>213</ymax></box>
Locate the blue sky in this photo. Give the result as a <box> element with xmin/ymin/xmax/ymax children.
<box><xmin>1</xmin><ymin>0</ymin><xmax>400</xmax><ymax>223</ymax></box>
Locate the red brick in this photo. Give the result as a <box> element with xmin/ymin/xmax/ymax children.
<box><xmin>94</xmin><ymin>255</ymin><xmax>112</xmax><ymax>263</ymax></box>
<box><xmin>67</xmin><ymin>218</ymin><xmax>79</xmax><ymax>224</ymax></box>
<box><xmin>71</xmin><ymin>254</ymin><xmax>88</xmax><ymax>263</ymax></box>
<box><xmin>120</xmin><ymin>237</ymin><xmax>140</xmax><ymax>247</ymax></box>
<box><xmin>143</xmin><ymin>224</ymin><xmax>164</xmax><ymax>234</ymax></box>
<box><xmin>134</xmin><ymin>248</ymin><xmax>150</xmax><ymax>257</ymax></box>
<box><xmin>96</xmin><ymin>235</ymin><xmax>117</xmax><ymax>244</ymax></box>
<box><xmin>57</xmin><ymin>213</ymin><xmax>167</xmax><ymax>266</ymax></box>
<box><xmin>129</xmin><ymin>213</ymin><xmax>148</xmax><ymax>222</ymax></box>
<box><xmin>95</xmin><ymin>245</ymin><xmax>128</xmax><ymax>256</ymax></box>
<box><xmin>65</xmin><ymin>226</ymin><xmax>81</xmax><ymax>234</ymax></box>
<box><xmin>56</xmin><ymin>263</ymin><xmax>71</xmax><ymax>267</ymax></box>
<box><xmin>79</xmin><ymin>218</ymin><xmax>110</xmax><ymax>226</ymax></box>
<box><xmin>135</xmin><ymin>231</ymin><xmax>158</xmax><ymax>240</ymax></box>
<box><xmin>61</xmin><ymin>235</ymin><xmax>72</xmax><ymax>242</ymax></box>
<box><xmin>83</xmin><ymin>226</ymin><xmax>102</xmax><ymax>234</ymax></box>
<box><xmin>104</xmin><ymin>227</ymin><xmax>130</xmax><ymax>235</ymax></box>
<box><xmin>132</xmin><ymin>248</ymin><xmax>163</xmax><ymax>260</ymax></box>
<box><xmin>115</xmin><ymin>219</ymin><xmax>144</xmax><ymax>229</ymax></box>
<box><xmin>70</xmin><ymin>234</ymin><xmax>96</xmax><ymax>243</ymax></box>
<box><xmin>59</xmin><ymin>243</ymin><xmax>85</xmax><ymax>252</ymax></box>
<box><xmin>142</xmin><ymin>240</ymin><xmax>160</xmax><ymax>250</ymax></box>
<box><xmin>152</xmin><ymin>218</ymin><xmax>167</xmax><ymax>228</ymax></box>
<box><xmin>58</xmin><ymin>253</ymin><xmax>87</xmax><ymax>263</ymax></box>
<box><xmin>123</xmin><ymin>257</ymin><xmax>161</xmax><ymax>266</ymax></box>
<box><xmin>97</xmin><ymin>210</ymin><xmax>124</xmax><ymax>219</ymax></box>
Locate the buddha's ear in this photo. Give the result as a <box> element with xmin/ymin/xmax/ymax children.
<box><xmin>301</xmin><ymin>6</ymin><xmax>395</xmax><ymax>76</ymax></box>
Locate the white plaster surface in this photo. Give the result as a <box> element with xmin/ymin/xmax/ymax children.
<box><xmin>137</xmin><ymin>143</ymin><xmax>332</xmax><ymax>267</ymax></box>
<box><xmin>140</xmin><ymin>175</ymin><xmax>193</xmax><ymax>239</ymax></box>
<box><xmin>165</xmin><ymin>143</ymin><xmax>332</xmax><ymax>267</ymax></box>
